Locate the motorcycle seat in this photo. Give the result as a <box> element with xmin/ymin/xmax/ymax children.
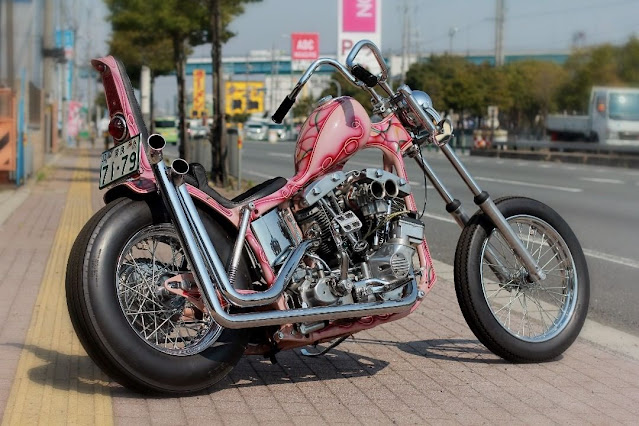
<box><xmin>185</xmin><ymin>162</ymin><xmax>287</xmax><ymax>209</ymax></box>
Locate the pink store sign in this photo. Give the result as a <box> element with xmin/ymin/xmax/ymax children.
<box><xmin>342</xmin><ymin>0</ymin><xmax>377</xmax><ymax>32</ymax></box>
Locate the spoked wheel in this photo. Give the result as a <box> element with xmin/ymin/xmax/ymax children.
<box><xmin>454</xmin><ymin>197</ymin><xmax>589</xmax><ymax>362</ymax></box>
<box><xmin>116</xmin><ymin>224</ymin><xmax>222</xmax><ymax>356</ymax></box>
<box><xmin>66</xmin><ymin>197</ymin><xmax>252</xmax><ymax>395</ymax></box>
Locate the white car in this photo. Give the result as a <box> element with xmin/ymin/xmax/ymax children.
<box><xmin>245</xmin><ymin>122</ymin><xmax>267</xmax><ymax>140</ymax></box>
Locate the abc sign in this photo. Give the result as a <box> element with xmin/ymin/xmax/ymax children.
<box><xmin>291</xmin><ymin>33</ymin><xmax>319</xmax><ymax>60</ymax></box>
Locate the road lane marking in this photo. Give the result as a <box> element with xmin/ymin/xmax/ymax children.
<box><xmin>423</xmin><ymin>211</ymin><xmax>639</xmax><ymax>270</ymax></box>
<box><xmin>580</xmin><ymin>177</ymin><xmax>624</xmax><ymax>184</ymax></box>
<box><xmin>422</xmin><ymin>212</ymin><xmax>457</xmax><ymax>224</ymax></box>
<box><xmin>475</xmin><ymin>176</ymin><xmax>583</xmax><ymax>192</ymax></box>
<box><xmin>268</xmin><ymin>152</ymin><xmax>293</xmax><ymax>158</ymax></box>
<box><xmin>3</xmin><ymin>151</ymin><xmax>113</xmax><ymax>425</ymax></box>
<box><xmin>244</xmin><ymin>170</ymin><xmax>278</xmax><ymax>180</ymax></box>
<box><xmin>539</xmin><ymin>164</ymin><xmax>552</xmax><ymax>168</ymax></box>
<box><xmin>583</xmin><ymin>249</ymin><xmax>639</xmax><ymax>270</ymax></box>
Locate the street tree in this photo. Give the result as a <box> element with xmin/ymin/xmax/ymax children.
<box><xmin>105</xmin><ymin>0</ymin><xmax>209</xmax><ymax>160</ymax></box>
<box><xmin>208</xmin><ymin>0</ymin><xmax>261</xmax><ymax>185</ymax></box>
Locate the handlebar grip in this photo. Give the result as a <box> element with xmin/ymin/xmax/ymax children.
<box><xmin>351</xmin><ymin>65</ymin><xmax>378</xmax><ymax>88</ymax></box>
<box><xmin>271</xmin><ymin>96</ymin><xmax>295</xmax><ymax>124</ymax></box>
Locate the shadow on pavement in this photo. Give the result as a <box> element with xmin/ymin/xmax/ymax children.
<box><xmin>5</xmin><ymin>342</ymin><xmax>389</xmax><ymax>398</ymax></box>
<box><xmin>350</xmin><ymin>337</ymin><xmax>515</xmax><ymax>364</ymax></box>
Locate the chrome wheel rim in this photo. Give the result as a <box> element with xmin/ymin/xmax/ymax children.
<box><xmin>480</xmin><ymin>215</ymin><xmax>578</xmax><ymax>343</ymax></box>
<box><xmin>116</xmin><ymin>224</ymin><xmax>222</xmax><ymax>356</ymax></box>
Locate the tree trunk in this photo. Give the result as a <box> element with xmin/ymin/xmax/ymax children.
<box><xmin>210</xmin><ymin>0</ymin><xmax>227</xmax><ymax>185</ymax></box>
<box><xmin>149</xmin><ymin>72</ymin><xmax>155</xmax><ymax>134</ymax></box>
<box><xmin>174</xmin><ymin>37</ymin><xmax>188</xmax><ymax>160</ymax></box>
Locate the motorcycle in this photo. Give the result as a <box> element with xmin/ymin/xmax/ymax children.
<box><xmin>66</xmin><ymin>40</ymin><xmax>589</xmax><ymax>395</ymax></box>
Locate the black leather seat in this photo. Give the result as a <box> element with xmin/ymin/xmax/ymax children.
<box><xmin>185</xmin><ymin>163</ymin><xmax>287</xmax><ymax>209</ymax></box>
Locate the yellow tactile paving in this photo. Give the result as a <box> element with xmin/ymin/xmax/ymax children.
<box><xmin>2</xmin><ymin>151</ymin><xmax>113</xmax><ymax>426</ymax></box>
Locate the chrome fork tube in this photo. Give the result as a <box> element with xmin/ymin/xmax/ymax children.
<box><xmin>410</xmin><ymin>147</ymin><xmax>510</xmax><ymax>281</ymax></box>
<box><xmin>439</xmin><ymin>144</ymin><xmax>546</xmax><ymax>282</ymax></box>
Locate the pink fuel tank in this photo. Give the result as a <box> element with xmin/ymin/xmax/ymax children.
<box><xmin>293</xmin><ymin>97</ymin><xmax>371</xmax><ymax>183</ymax></box>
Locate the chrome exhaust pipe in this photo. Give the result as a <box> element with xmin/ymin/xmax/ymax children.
<box><xmin>170</xmin><ymin>158</ymin><xmax>189</xmax><ymax>186</ymax></box>
<box><xmin>147</xmin><ymin>133</ymin><xmax>166</xmax><ymax>165</ymax></box>
<box><xmin>148</xmin><ymin>134</ymin><xmax>418</xmax><ymax>329</ymax></box>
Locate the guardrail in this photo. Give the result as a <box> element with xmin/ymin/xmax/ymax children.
<box><xmin>490</xmin><ymin>139</ymin><xmax>639</xmax><ymax>154</ymax></box>
<box><xmin>470</xmin><ymin>139</ymin><xmax>639</xmax><ymax>168</ymax></box>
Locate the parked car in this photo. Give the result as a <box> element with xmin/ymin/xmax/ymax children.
<box><xmin>267</xmin><ymin>123</ymin><xmax>286</xmax><ymax>140</ymax></box>
<box><xmin>154</xmin><ymin>117</ymin><xmax>178</xmax><ymax>144</ymax></box>
<box><xmin>245</xmin><ymin>122</ymin><xmax>267</xmax><ymax>140</ymax></box>
<box><xmin>188</xmin><ymin>124</ymin><xmax>209</xmax><ymax>139</ymax></box>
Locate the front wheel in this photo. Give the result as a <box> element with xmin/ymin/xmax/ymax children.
<box><xmin>454</xmin><ymin>197</ymin><xmax>589</xmax><ymax>362</ymax></box>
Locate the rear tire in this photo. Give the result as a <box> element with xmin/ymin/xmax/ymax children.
<box><xmin>454</xmin><ymin>197</ymin><xmax>589</xmax><ymax>362</ymax></box>
<box><xmin>66</xmin><ymin>197</ymin><xmax>251</xmax><ymax>395</ymax></box>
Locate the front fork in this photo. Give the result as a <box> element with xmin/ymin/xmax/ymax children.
<box><xmin>408</xmin><ymin>145</ymin><xmax>547</xmax><ymax>283</ymax></box>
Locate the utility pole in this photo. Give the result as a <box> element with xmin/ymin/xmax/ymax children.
<box><xmin>210</xmin><ymin>0</ymin><xmax>227</xmax><ymax>185</ymax></box>
<box><xmin>400</xmin><ymin>1</ymin><xmax>409</xmax><ymax>84</ymax></box>
<box><xmin>449</xmin><ymin>27</ymin><xmax>458</xmax><ymax>55</ymax></box>
<box><xmin>7</xmin><ymin>0</ymin><xmax>15</xmax><ymax>89</ymax></box>
<box><xmin>43</xmin><ymin>0</ymin><xmax>57</xmax><ymax>152</ymax></box>
<box><xmin>495</xmin><ymin>0</ymin><xmax>505</xmax><ymax>66</ymax></box>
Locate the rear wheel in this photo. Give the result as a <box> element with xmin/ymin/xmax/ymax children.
<box><xmin>66</xmin><ymin>197</ymin><xmax>251</xmax><ymax>395</ymax></box>
<box><xmin>454</xmin><ymin>197</ymin><xmax>589</xmax><ymax>362</ymax></box>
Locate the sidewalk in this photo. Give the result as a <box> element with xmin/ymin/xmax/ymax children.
<box><xmin>0</xmin><ymin>145</ymin><xmax>638</xmax><ymax>425</ymax></box>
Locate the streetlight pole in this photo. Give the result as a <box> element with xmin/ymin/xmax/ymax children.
<box><xmin>448</xmin><ymin>27</ymin><xmax>458</xmax><ymax>55</ymax></box>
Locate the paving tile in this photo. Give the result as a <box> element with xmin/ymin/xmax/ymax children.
<box><xmin>2</xmin><ymin>144</ymin><xmax>639</xmax><ymax>426</ymax></box>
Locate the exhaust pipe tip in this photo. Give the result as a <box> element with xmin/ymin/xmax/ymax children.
<box><xmin>170</xmin><ymin>158</ymin><xmax>189</xmax><ymax>186</ymax></box>
<box><xmin>171</xmin><ymin>158</ymin><xmax>189</xmax><ymax>175</ymax></box>
<box><xmin>384</xmin><ymin>179</ymin><xmax>399</xmax><ymax>198</ymax></box>
<box><xmin>147</xmin><ymin>134</ymin><xmax>166</xmax><ymax>164</ymax></box>
<box><xmin>370</xmin><ymin>181</ymin><xmax>385</xmax><ymax>199</ymax></box>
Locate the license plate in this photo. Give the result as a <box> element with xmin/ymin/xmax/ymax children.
<box><xmin>99</xmin><ymin>135</ymin><xmax>141</xmax><ymax>188</ymax></box>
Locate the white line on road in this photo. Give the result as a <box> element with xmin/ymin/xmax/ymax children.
<box><xmin>244</xmin><ymin>170</ymin><xmax>277</xmax><ymax>180</ymax></box>
<box><xmin>580</xmin><ymin>177</ymin><xmax>624</xmax><ymax>184</ymax></box>
<box><xmin>422</xmin><ymin>212</ymin><xmax>457</xmax><ymax>224</ymax></box>
<box><xmin>539</xmin><ymin>164</ymin><xmax>552</xmax><ymax>168</ymax></box>
<box><xmin>475</xmin><ymin>176</ymin><xmax>583</xmax><ymax>193</ymax></box>
<box><xmin>268</xmin><ymin>152</ymin><xmax>293</xmax><ymax>158</ymax></box>
<box><xmin>583</xmin><ymin>249</ymin><xmax>639</xmax><ymax>270</ymax></box>
<box><xmin>423</xmin><ymin>209</ymin><xmax>639</xmax><ymax>270</ymax></box>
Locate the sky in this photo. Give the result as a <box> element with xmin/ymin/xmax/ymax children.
<box><xmin>85</xmin><ymin>0</ymin><xmax>639</xmax><ymax>58</ymax></box>
<box><xmin>214</xmin><ymin>0</ymin><xmax>639</xmax><ymax>56</ymax></box>
<box><xmin>80</xmin><ymin>0</ymin><xmax>639</xmax><ymax>113</ymax></box>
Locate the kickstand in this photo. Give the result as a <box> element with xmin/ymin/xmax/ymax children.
<box><xmin>300</xmin><ymin>336</ymin><xmax>349</xmax><ymax>357</ymax></box>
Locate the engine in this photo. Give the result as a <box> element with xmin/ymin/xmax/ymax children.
<box><xmin>278</xmin><ymin>169</ymin><xmax>424</xmax><ymax>332</ymax></box>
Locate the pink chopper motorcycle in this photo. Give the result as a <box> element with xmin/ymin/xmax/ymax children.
<box><xmin>66</xmin><ymin>40</ymin><xmax>589</xmax><ymax>395</ymax></box>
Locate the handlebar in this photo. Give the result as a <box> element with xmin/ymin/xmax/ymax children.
<box><xmin>272</xmin><ymin>58</ymin><xmax>360</xmax><ymax>123</ymax></box>
<box><xmin>269</xmin><ymin>39</ymin><xmax>451</xmax><ymax>145</ymax></box>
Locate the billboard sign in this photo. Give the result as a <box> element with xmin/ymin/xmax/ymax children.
<box><xmin>338</xmin><ymin>0</ymin><xmax>381</xmax><ymax>71</ymax></box>
<box><xmin>291</xmin><ymin>33</ymin><xmax>319</xmax><ymax>61</ymax></box>
<box><xmin>226</xmin><ymin>81</ymin><xmax>265</xmax><ymax>115</ymax></box>
<box><xmin>192</xmin><ymin>69</ymin><xmax>206</xmax><ymax>117</ymax></box>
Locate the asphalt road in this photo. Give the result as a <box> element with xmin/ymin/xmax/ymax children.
<box><xmin>237</xmin><ymin>140</ymin><xmax>639</xmax><ymax>336</ymax></box>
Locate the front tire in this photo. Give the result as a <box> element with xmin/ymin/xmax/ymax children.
<box><xmin>66</xmin><ymin>197</ymin><xmax>250</xmax><ymax>395</ymax></box>
<box><xmin>454</xmin><ymin>197</ymin><xmax>589</xmax><ymax>362</ymax></box>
